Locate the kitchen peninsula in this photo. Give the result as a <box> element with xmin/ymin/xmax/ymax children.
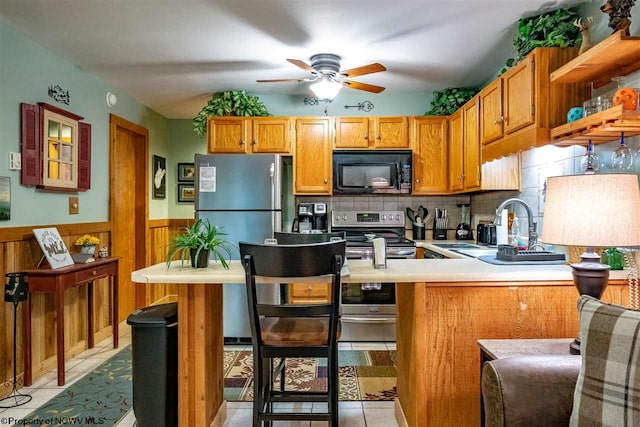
<box><xmin>131</xmin><ymin>259</ymin><xmax>629</xmax><ymax>427</ymax></box>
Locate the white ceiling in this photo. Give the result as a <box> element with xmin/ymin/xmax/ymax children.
<box><xmin>0</xmin><ymin>0</ymin><xmax>582</xmax><ymax>118</ymax></box>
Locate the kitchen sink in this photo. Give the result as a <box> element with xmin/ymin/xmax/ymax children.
<box><xmin>454</xmin><ymin>248</ymin><xmax>498</xmax><ymax>258</ymax></box>
<box><xmin>432</xmin><ymin>243</ymin><xmax>480</xmax><ymax>249</ymax></box>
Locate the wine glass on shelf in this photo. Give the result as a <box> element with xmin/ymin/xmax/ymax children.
<box><xmin>611</xmin><ymin>132</ymin><xmax>633</xmax><ymax>170</ymax></box>
<box><xmin>580</xmin><ymin>141</ymin><xmax>600</xmax><ymax>174</ymax></box>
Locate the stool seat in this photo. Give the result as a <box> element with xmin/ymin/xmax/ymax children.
<box><xmin>260</xmin><ymin>317</ymin><xmax>342</xmax><ymax>346</ymax></box>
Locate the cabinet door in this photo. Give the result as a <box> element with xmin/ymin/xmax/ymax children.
<box><xmin>251</xmin><ymin>118</ymin><xmax>291</xmax><ymax>153</ymax></box>
<box><xmin>448</xmin><ymin>110</ymin><xmax>464</xmax><ymax>192</ymax></box>
<box><xmin>503</xmin><ymin>55</ymin><xmax>535</xmax><ymax>134</ymax></box>
<box><xmin>294</xmin><ymin>118</ymin><xmax>332</xmax><ymax>194</ymax></box>
<box><xmin>207</xmin><ymin>117</ymin><xmax>249</xmax><ymax>153</ymax></box>
<box><xmin>411</xmin><ymin>117</ymin><xmax>448</xmax><ymax>194</ymax></box>
<box><xmin>374</xmin><ymin>117</ymin><xmax>409</xmax><ymax>148</ymax></box>
<box><xmin>335</xmin><ymin>117</ymin><xmax>369</xmax><ymax>148</ymax></box>
<box><xmin>463</xmin><ymin>98</ymin><xmax>481</xmax><ymax>190</ymax></box>
<box><xmin>480</xmin><ymin>79</ymin><xmax>503</xmax><ymax>144</ymax></box>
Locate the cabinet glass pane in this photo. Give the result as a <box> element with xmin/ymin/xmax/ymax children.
<box><xmin>48</xmin><ymin>121</ymin><xmax>60</xmax><ymax>139</ymax></box>
<box><xmin>60</xmin><ymin>163</ymin><xmax>72</xmax><ymax>180</ymax></box>
<box><xmin>60</xmin><ymin>144</ymin><xmax>72</xmax><ymax>162</ymax></box>
<box><xmin>48</xmin><ymin>160</ymin><xmax>59</xmax><ymax>179</ymax></box>
<box><xmin>48</xmin><ymin>141</ymin><xmax>59</xmax><ymax>159</ymax></box>
<box><xmin>61</xmin><ymin>124</ymin><xmax>72</xmax><ymax>143</ymax></box>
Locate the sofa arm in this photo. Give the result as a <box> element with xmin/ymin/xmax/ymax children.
<box><xmin>481</xmin><ymin>355</ymin><xmax>581</xmax><ymax>427</ymax></box>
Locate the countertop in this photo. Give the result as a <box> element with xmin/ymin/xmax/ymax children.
<box><xmin>131</xmin><ymin>257</ymin><xmax>630</xmax><ymax>285</ymax></box>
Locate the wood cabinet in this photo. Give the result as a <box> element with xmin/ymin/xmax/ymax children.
<box><xmin>293</xmin><ymin>117</ymin><xmax>332</xmax><ymax>194</ymax></box>
<box><xmin>480</xmin><ymin>48</ymin><xmax>589</xmax><ymax>162</ymax></box>
<box><xmin>449</xmin><ymin>98</ymin><xmax>481</xmax><ymax>193</ymax></box>
<box><xmin>410</xmin><ymin>117</ymin><xmax>448</xmax><ymax>194</ymax></box>
<box><xmin>207</xmin><ymin>117</ymin><xmax>291</xmax><ymax>154</ymax></box>
<box><xmin>334</xmin><ymin>116</ymin><xmax>409</xmax><ymax>149</ymax></box>
<box><xmin>288</xmin><ymin>283</ymin><xmax>330</xmax><ymax>304</ymax></box>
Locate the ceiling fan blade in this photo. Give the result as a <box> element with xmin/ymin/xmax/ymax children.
<box><xmin>343</xmin><ymin>80</ymin><xmax>385</xmax><ymax>93</ymax></box>
<box><xmin>287</xmin><ymin>58</ymin><xmax>316</xmax><ymax>73</ymax></box>
<box><xmin>340</xmin><ymin>63</ymin><xmax>386</xmax><ymax>78</ymax></box>
<box><xmin>256</xmin><ymin>78</ymin><xmax>309</xmax><ymax>83</ymax></box>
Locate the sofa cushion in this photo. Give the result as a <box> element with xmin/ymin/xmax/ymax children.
<box><xmin>570</xmin><ymin>295</ymin><xmax>640</xmax><ymax>426</ymax></box>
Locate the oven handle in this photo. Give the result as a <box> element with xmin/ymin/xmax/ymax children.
<box><xmin>341</xmin><ymin>316</ymin><xmax>396</xmax><ymax>323</ymax></box>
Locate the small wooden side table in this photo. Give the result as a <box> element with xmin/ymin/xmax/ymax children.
<box><xmin>477</xmin><ymin>339</ymin><xmax>574</xmax><ymax>427</ymax></box>
<box><xmin>21</xmin><ymin>257</ymin><xmax>120</xmax><ymax>386</ymax></box>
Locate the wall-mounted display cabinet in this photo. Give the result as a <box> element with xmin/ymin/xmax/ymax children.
<box><xmin>21</xmin><ymin>103</ymin><xmax>91</xmax><ymax>192</ymax></box>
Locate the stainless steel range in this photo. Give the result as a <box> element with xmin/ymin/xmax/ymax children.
<box><xmin>331</xmin><ymin>210</ymin><xmax>416</xmax><ymax>341</ymax></box>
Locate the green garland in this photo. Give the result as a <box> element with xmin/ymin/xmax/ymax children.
<box><xmin>424</xmin><ymin>87</ymin><xmax>480</xmax><ymax>116</ymax></box>
<box><xmin>192</xmin><ymin>90</ymin><xmax>269</xmax><ymax>138</ymax></box>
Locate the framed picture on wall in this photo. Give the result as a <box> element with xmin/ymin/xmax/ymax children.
<box><xmin>0</xmin><ymin>177</ymin><xmax>10</xmax><ymax>221</ymax></box>
<box><xmin>152</xmin><ymin>155</ymin><xmax>166</xmax><ymax>199</ymax></box>
<box><xmin>178</xmin><ymin>184</ymin><xmax>195</xmax><ymax>203</ymax></box>
<box><xmin>178</xmin><ymin>163</ymin><xmax>195</xmax><ymax>182</ymax></box>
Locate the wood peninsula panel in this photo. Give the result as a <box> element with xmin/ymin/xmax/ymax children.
<box><xmin>395</xmin><ymin>280</ymin><xmax>627</xmax><ymax>427</ymax></box>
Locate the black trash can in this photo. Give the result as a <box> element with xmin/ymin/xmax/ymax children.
<box><xmin>126</xmin><ymin>303</ymin><xmax>178</xmax><ymax>427</ymax></box>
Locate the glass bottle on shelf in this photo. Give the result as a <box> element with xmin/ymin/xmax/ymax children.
<box><xmin>611</xmin><ymin>132</ymin><xmax>633</xmax><ymax>170</ymax></box>
<box><xmin>580</xmin><ymin>141</ymin><xmax>600</xmax><ymax>174</ymax></box>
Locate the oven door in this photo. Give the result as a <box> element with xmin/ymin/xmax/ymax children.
<box><xmin>340</xmin><ymin>282</ymin><xmax>396</xmax><ymax>342</ymax></box>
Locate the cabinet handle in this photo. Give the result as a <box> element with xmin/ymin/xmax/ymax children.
<box><xmin>415</xmin><ymin>179</ymin><xmax>420</xmax><ymax>183</ymax></box>
<box><xmin>324</xmin><ymin>179</ymin><xmax>328</xmax><ymax>184</ymax></box>
<box><xmin>363</xmin><ymin>135</ymin><xmax>368</xmax><ymax>140</ymax></box>
<box><xmin>307</xmin><ymin>286</ymin><xmax>313</xmax><ymax>291</ymax></box>
<box><xmin>376</xmin><ymin>136</ymin><xmax>381</xmax><ymax>140</ymax></box>
<box><xmin>240</xmin><ymin>140</ymin><xmax>245</xmax><ymax>145</ymax></box>
<box><xmin>252</xmin><ymin>140</ymin><xmax>257</xmax><ymax>145</ymax></box>
<box><xmin>92</xmin><ymin>270</ymin><xmax>97</xmax><ymax>276</ymax></box>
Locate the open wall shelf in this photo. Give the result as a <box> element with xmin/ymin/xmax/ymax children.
<box><xmin>551</xmin><ymin>104</ymin><xmax>640</xmax><ymax>146</ymax></box>
<box><xmin>550</xmin><ymin>31</ymin><xmax>640</xmax><ymax>88</ymax></box>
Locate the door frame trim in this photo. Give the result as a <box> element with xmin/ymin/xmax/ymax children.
<box><xmin>109</xmin><ymin>114</ymin><xmax>149</xmax><ymax>313</ymax></box>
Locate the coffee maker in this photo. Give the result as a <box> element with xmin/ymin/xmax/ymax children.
<box><xmin>294</xmin><ymin>203</ymin><xmax>328</xmax><ymax>233</ymax></box>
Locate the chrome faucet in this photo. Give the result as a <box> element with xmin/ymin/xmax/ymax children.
<box><xmin>493</xmin><ymin>198</ymin><xmax>538</xmax><ymax>250</ymax></box>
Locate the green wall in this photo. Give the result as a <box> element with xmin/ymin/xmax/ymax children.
<box><xmin>0</xmin><ymin>18</ymin><xmax>170</xmax><ymax>227</ymax></box>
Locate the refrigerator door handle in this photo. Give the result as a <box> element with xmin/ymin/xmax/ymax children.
<box><xmin>270</xmin><ymin>163</ymin><xmax>275</xmax><ymax>237</ymax></box>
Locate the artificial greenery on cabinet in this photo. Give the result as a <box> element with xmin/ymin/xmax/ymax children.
<box><xmin>424</xmin><ymin>87</ymin><xmax>480</xmax><ymax>116</ymax></box>
<box><xmin>192</xmin><ymin>90</ymin><xmax>270</xmax><ymax>138</ymax></box>
<box><xmin>502</xmin><ymin>7</ymin><xmax>581</xmax><ymax>73</ymax></box>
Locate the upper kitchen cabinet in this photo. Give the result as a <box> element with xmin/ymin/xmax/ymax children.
<box><xmin>449</xmin><ymin>97</ymin><xmax>481</xmax><ymax>193</ymax></box>
<box><xmin>480</xmin><ymin>48</ymin><xmax>589</xmax><ymax>162</ymax></box>
<box><xmin>293</xmin><ymin>117</ymin><xmax>332</xmax><ymax>195</ymax></box>
<box><xmin>334</xmin><ymin>117</ymin><xmax>409</xmax><ymax>149</ymax></box>
<box><xmin>207</xmin><ymin>117</ymin><xmax>291</xmax><ymax>154</ymax></box>
<box><xmin>410</xmin><ymin>117</ymin><xmax>448</xmax><ymax>194</ymax></box>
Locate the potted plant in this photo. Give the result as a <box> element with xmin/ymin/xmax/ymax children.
<box><xmin>192</xmin><ymin>90</ymin><xmax>270</xmax><ymax>138</ymax></box>
<box><xmin>166</xmin><ymin>219</ymin><xmax>233</xmax><ymax>269</ymax></box>
<box><xmin>74</xmin><ymin>234</ymin><xmax>100</xmax><ymax>255</ymax></box>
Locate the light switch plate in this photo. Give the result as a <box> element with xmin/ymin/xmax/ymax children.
<box><xmin>69</xmin><ymin>197</ymin><xmax>79</xmax><ymax>215</ymax></box>
<box><xmin>9</xmin><ymin>152</ymin><xmax>21</xmax><ymax>170</ymax></box>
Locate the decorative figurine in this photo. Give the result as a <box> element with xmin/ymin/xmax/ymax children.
<box><xmin>574</xmin><ymin>16</ymin><xmax>594</xmax><ymax>55</ymax></box>
<box><xmin>98</xmin><ymin>247</ymin><xmax>108</xmax><ymax>258</ymax></box>
<box><xmin>600</xmin><ymin>0</ymin><xmax>636</xmax><ymax>34</ymax></box>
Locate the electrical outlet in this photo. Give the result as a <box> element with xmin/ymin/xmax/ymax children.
<box><xmin>69</xmin><ymin>197</ymin><xmax>79</xmax><ymax>215</ymax></box>
<box><xmin>9</xmin><ymin>152</ymin><xmax>21</xmax><ymax>170</ymax></box>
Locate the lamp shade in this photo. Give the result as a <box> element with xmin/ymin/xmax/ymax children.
<box><xmin>542</xmin><ymin>174</ymin><xmax>640</xmax><ymax>247</ymax></box>
<box><xmin>310</xmin><ymin>78</ymin><xmax>342</xmax><ymax>99</ymax></box>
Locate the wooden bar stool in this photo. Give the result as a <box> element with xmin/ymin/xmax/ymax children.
<box><xmin>240</xmin><ymin>240</ymin><xmax>345</xmax><ymax>427</ymax></box>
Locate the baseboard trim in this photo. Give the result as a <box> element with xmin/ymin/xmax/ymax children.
<box><xmin>395</xmin><ymin>397</ymin><xmax>409</xmax><ymax>427</ymax></box>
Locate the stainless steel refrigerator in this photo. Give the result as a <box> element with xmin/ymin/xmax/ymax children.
<box><xmin>195</xmin><ymin>153</ymin><xmax>292</xmax><ymax>342</ymax></box>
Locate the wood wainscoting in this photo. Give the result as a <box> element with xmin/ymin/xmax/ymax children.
<box><xmin>0</xmin><ymin>218</ymin><xmax>189</xmax><ymax>398</ymax></box>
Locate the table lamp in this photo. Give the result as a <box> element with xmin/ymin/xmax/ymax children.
<box><xmin>542</xmin><ymin>174</ymin><xmax>640</xmax><ymax>354</ymax></box>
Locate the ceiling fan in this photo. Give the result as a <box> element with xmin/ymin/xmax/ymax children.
<box><xmin>257</xmin><ymin>53</ymin><xmax>386</xmax><ymax>98</ymax></box>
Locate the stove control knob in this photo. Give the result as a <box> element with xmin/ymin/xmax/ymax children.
<box><xmin>396</xmin><ymin>214</ymin><xmax>401</xmax><ymax>220</ymax></box>
<box><xmin>382</xmin><ymin>215</ymin><xmax>387</xmax><ymax>220</ymax></box>
<box><xmin>342</xmin><ymin>215</ymin><xmax>348</xmax><ymax>221</ymax></box>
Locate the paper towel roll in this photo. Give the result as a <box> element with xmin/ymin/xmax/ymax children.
<box><xmin>496</xmin><ymin>209</ymin><xmax>509</xmax><ymax>246</ymax></box>
<box><xmin>373</xmin><ymin>238</ymin><xmax>386</xmax><ymax>269</ymax></box>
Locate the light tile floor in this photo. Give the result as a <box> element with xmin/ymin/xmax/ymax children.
<box><xmin>0</xmin><ymin>325</ymin><xmax>398</xmax><ymax>427</ymax></box>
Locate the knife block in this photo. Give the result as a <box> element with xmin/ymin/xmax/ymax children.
<box><xmin>433</xmin><ymin>228</ymin><xmax>447</xmax><ymax>240</ymax></box>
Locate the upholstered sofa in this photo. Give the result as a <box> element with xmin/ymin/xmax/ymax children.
<box><xmin>482</xmin><ymin>295</ymin><xmax>640</xmax><ymax>427</ymax></box>
<box><xmin>481</xmin><ymin>355</ymin><xmax>581</xmax><ymax>427</ymax></box>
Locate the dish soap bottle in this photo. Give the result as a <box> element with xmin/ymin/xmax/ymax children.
<box><xmin>510</xmin><ymin>216</ymin><xmax>525</xmax><ymax>249</ymax></box>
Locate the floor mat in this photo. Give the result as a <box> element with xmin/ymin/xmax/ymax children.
<box><xmin>224</xmin><ymin>350</ymin><xmax>397</xmax><ymax>401</ymax></box>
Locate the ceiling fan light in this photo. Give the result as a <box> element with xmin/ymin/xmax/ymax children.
<box><xmin>310</xmin><ymin>79</ymin><xmax>342</xmax><ymax>99</ymax></box>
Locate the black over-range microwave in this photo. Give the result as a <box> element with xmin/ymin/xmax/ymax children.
<box><xmin>332</xmin><ymin>150</ymin><xmax>412</xmax><ymax>195</ymax></box>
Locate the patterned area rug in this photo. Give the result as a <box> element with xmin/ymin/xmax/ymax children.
<box><xmin>21</xmin><ymin>346</ymin><xmax>132</xmax><ymax>426</ymax></box>
<box><xmin>224</xmin><ymin>350</ymin><xmax>397</xmax><ymax>401</ymax></box>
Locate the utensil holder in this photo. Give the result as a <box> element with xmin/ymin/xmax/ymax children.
<box><xmin>412</xmin><ymin>223</ymin><xmax>425</xmax><ymax>240</ymax></box>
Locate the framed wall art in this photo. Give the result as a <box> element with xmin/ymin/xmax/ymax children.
<box><xmin>152</xmin><ymin>155</ymin><xmax>166</xmax><ymax>199</ymax></box>
<box><xmin>32</xmin><ymin>228</ymin><xmax>74</xmax><ymax>269</ymax></box>
<box><xmin>178</xmin><ymin>184</ymin><xmax>195</xmax><ymax>203</ymax></box>
<box><xmin>178</xmin><ymin>163</ymin><xmax>195</xmax><ymax>182</ymax></box>
<box><xmin>0</xmin><ymin>177</ymin><xmax>10</xmax><ymax>220</ymax></box>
